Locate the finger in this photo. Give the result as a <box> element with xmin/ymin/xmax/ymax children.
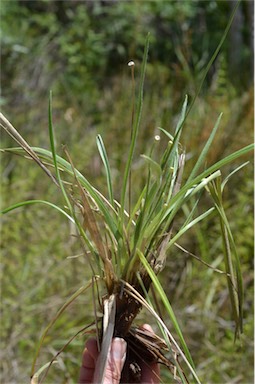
<box><xmin>140</xmin><ymin>323</ymin><xmax>154</xmax><ymax>333</ymax></box>
<box><xmin>140</xmin><ymin>360</ymin><xmax>160</xmax><ymax>384</ymax></box>
<box><xmin>103</xmin><ymin>337</ymin><xmax>127</xmax><ymax>384</ymax></box>
<box><xmin>140</xmin><ymin>324</ymin><xmax>160</xmax><ymax>384</ymax></box>
<box><xmin>79</xmin><ymin>338</ymin><xmax>99</xmax><ymax>384</ymax></box>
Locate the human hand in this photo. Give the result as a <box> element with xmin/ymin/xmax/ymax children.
<box><xmin>79</xmin><ymin>324</ymin><xmax>160</xmax><ymax>384</ymax></box>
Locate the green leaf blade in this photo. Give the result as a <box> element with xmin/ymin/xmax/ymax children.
<box><xmin>120</xmin><ymin>33</ymin><xmax>150</xmax><ymax>220</ymax></box>
<box><xmin>96</xmin><ymin>134</ymin><xmax>114</xmax><ymax>206</ymax></box>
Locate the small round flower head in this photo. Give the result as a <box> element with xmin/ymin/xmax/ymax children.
<box><xmin>128</xmin><ymin>61</ymin><xmax>135</xmax><ymax>67</ymax></box>
<box><xmin>154</xmin><ymin>135</ymin><xmax>160</xmax><ymax>141</ymax></box>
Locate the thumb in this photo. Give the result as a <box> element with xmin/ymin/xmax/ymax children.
<box><xmin>103</xmin><ymin>338</ymin><xmax>127</xmax><ymax>384</ymax></box>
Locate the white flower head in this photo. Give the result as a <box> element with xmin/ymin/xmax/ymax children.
<box><xmin>128</xmin><ymin>61</ymin><xmax>135</xmax><ymax>67</ymax></box>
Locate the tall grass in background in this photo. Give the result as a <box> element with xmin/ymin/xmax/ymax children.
<box><xmin>1</xmin><ymin>3</ymin><xmax>254</xmax><ymax>384</ymax></box>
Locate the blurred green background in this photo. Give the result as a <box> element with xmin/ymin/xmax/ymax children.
<box><xmin>1</xmin><ymin>1</ymin><xmax>253</xmax><ymax>383</ymax></box>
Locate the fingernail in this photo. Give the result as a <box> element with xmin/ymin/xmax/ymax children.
<box><xmin>111</xmin><ymin>337</ymin><xmax>127</xmax><ymax>360</ymax></box>
<box><xmin>142</xmin><ymin>323</ymin><xmax>153</xmax><ymax>333</ymax></box>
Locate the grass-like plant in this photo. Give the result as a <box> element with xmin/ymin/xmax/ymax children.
<box><xmin>1</xmin><ymin>8</ymin><xmax>253</xmax><ymax>383</ymax></box>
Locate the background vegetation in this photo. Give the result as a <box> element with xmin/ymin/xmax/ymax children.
<box><xmin>1</xmin><ymin>1</ymin><xmax>253</xmax><ymax>383</ymax></box>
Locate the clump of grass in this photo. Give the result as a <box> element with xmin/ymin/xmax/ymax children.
<box><xmin>1</xmin><ymin>18</ymin><xmax>253</xmax><ymax>384</ymax></box>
